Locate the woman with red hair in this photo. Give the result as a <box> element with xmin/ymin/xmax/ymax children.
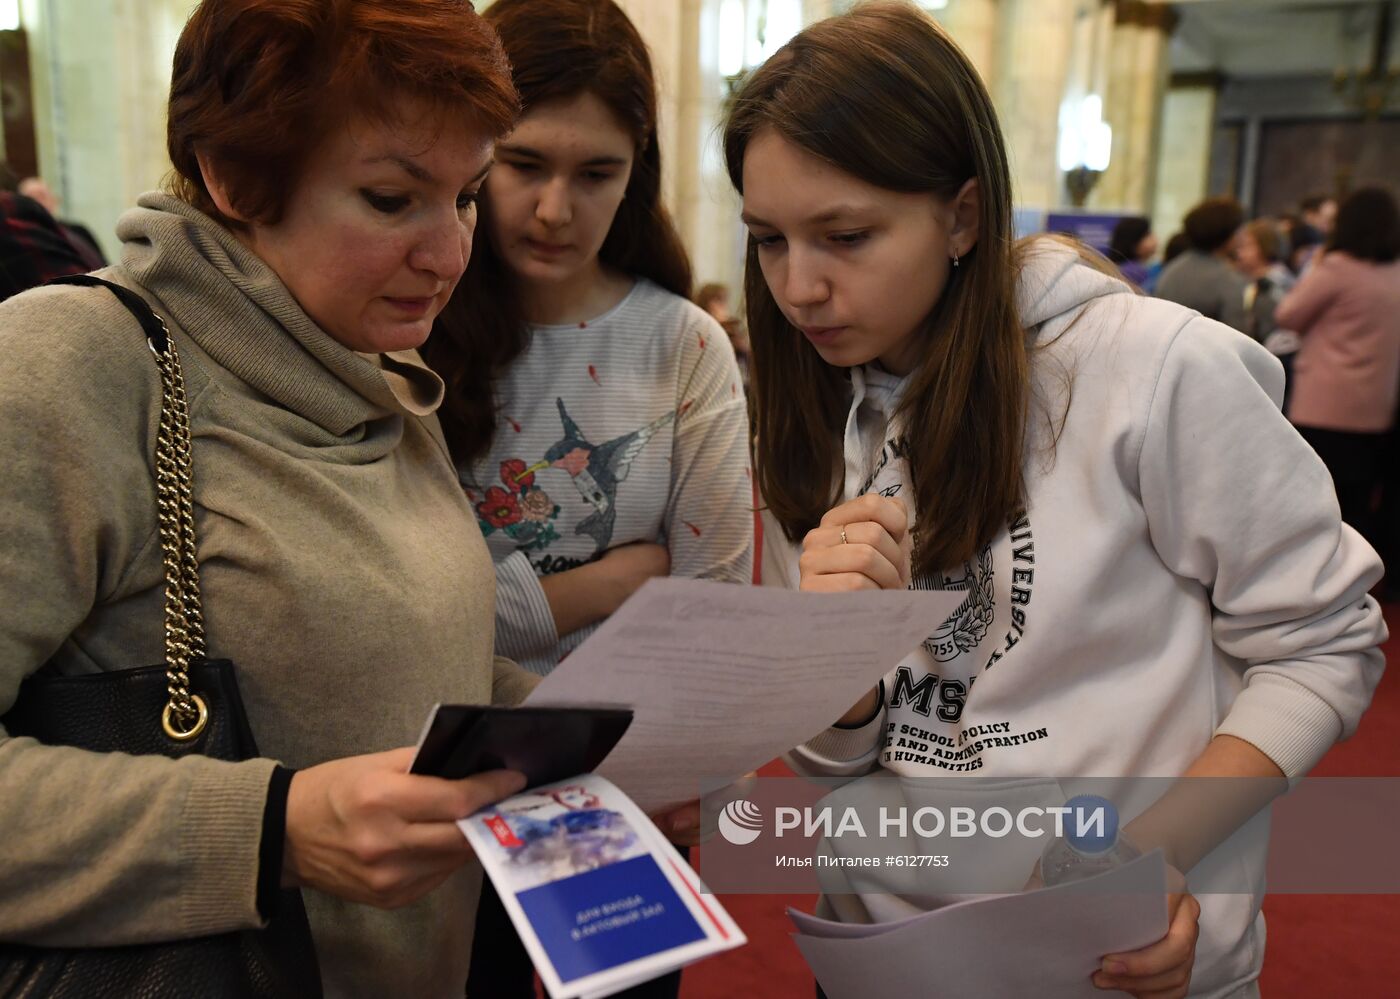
<box><xmin>0</xmin><ymin>2</ymin><xmax>540</xmax><ymax>994</ymax></box>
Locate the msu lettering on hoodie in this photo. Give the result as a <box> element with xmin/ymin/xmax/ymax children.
<box><xmin>762</xmin><ymin>240</ymin><xmax>1386</xmax><ymax>999</ymax></box>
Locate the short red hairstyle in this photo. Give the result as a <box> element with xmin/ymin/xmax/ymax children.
<box><xmin>167</xmin><ymin>0</ymin><xmax>519</xmax><ymax>228</ymax></box>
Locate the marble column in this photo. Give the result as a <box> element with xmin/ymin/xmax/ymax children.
<box><xmin>992</xmin><ymin>0</ymin><xmax>1079</xmax><ymax>209</ymax></box>
<box><xmin>614</xmin><ymin>0</ymin><xmax>686</xmax><ymax>215</ymax></box>
<box><xmin>931</xmin><ymin>0</ymin><xmax>999</xmax><ymax>94</ymax></box>
<box><xmin>1151</xmin><ymin>80</ymin><xmax>1219</xmax><ymax>238</ymax></box>
<box><xmin>1090</xmin><ymin>0</ymin><xmax>1177</xmax><ymax>213</ymax></box>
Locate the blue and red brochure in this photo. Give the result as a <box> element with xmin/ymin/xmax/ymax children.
<box><xmin>460</xmin><ymin>774</ymin><xmax>745</xmax><ymax>998</ymax></box>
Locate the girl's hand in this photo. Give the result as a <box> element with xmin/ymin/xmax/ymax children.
<box><xmin>283</xmin><ymin>747</ymin><xmax>526</xmax><ymax>909</ymax></box>
<box><xmin>799</xmin><ymin>494</ymin><xmax>911</xmax><ymax>592</ymax></box>
<box><xmin>1025</xmin><ymin>857</ymin><xmax>1198</xmax><ymax>998</ymax></box>
<box><xmin>1093</xmin><ymin>889</ymin><xmax>1201</xmax><ymax>998</ymax></box>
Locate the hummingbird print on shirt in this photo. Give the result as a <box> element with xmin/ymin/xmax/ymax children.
<box><xmin>521</xmin><ymin>398</ymin><xmax>675</xmax><ymax>554</ymax></box>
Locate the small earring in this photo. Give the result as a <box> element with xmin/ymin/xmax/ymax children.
<box><xmin>952</xmin><ymin>249</ymin><xmax>960</xmax><ymax>268</ymax></box>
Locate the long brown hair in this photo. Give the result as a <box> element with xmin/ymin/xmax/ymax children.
<box><xmin>425</xmin><ymin>0</ymin><xmax>693</xmax><ymax>465</ymax></box>
<box><xmin>723</xmin><ymin>1</ymin><xmax>1028</xmax><ymax>576</ymax></box>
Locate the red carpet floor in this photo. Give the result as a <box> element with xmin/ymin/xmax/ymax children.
<box><xmin>680</xmin><ymin>601</ymin><xmax>1400</xmax><ymax>998</ymax></box>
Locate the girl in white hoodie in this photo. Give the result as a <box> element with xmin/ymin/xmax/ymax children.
<box><xmin>724</xmin><ymin>5</ymin><xmax>1385</xmax><ymax>998</ymax></box>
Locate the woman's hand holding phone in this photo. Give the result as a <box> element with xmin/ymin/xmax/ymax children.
<box><xmin>283</xmin><ymin>747</ymin><xmax>526</xmax><ymax>909</ymax></box>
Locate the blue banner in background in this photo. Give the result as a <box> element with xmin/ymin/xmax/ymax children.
<box><xmin>1045</xmin><ymin>210</ymin><xmax>1128</xmax><ymax>256</ymax></box>
<box><xmin>1012</xmin><ymin>207</ymin><xmax>1047</xmax><ymax>241</ymax></box>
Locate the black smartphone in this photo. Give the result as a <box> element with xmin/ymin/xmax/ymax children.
<box><xmin>409</xmin><ymin>704</ymin><xmax>633</xmax><ymax>790</ymax></box>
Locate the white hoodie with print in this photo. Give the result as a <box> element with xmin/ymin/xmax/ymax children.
<box><xmin>762</xmin><ymin>241</ymin><xmax>1387</xmax><ymax>998</ymax></box>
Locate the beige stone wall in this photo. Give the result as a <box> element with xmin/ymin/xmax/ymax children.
<box><xmin>992</xmin><ymin>0</ymin><xmax>1079</xmax><ymax>209</ymax></box>
<box><xmin>1152</xmin><ymin>83</ymin><xmax>1217</xmax><ymax>238</ymax></box>
<box><xmin>1122</xmin><ymin>24</ymin><xmax>1164</xmax><ymax>210</ymax></box>
<box><xmin>1092</xmin><ymin>15</ymin><xmax>1171</xmax><ymax>213</ymax></box>
<box><xmin>931</xmin><ymin>0</ymin><xmax>998</xmax><ymax>88</ymax></box>
<box><xmin>20</xmin><ymin>0</ymin><xmax>194</xmax><ymax>260</ymax></box>
<box><xmin>613</xmin><ymin>0</ymin><xmax>685</xmax><ymax>214</ymax></box>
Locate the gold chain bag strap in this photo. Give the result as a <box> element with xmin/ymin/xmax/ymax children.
<box><xmin>148</xmin><ymin>287</ymin><xmax>210</xmax><ymax>741</ymax></box>
<box><xmin>0</xmin><ymin>274</ymin><xmax>321</xmax><ymax>998</ymax></box>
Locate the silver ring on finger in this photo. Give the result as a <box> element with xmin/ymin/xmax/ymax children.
<box><xmin>840</xmin><ymin>525</ymin><xmax>849</xmax><ymax>544</ymax></box>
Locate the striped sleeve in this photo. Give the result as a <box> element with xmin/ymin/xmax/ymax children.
<box><xmin>663</xmin><ymin>312</ymin><xmax>753</xmax><ymax>585</ymax></box>
<box><xmin>492</xmin><ymin>550</ymin><xmax>561</xmax><ymax>676</ymax></box>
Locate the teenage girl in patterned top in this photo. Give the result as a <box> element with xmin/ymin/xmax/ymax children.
<box><xmin>424</xmin><ymin>1</ymin><xmax>752</xmax><ymax>995</ymax></box>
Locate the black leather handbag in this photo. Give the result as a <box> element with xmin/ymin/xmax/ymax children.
<box><xmin>0</xmin><ymin>275</ymin><xmax>322</xmax><ymax>998</ymax></box>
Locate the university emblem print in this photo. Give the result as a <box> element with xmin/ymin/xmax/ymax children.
<box><xmin>914</xmin><ymin>545</ymin><xmax>996</xmax><ymax>662</ymax></box>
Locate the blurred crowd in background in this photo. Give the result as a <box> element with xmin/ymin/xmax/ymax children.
<box><xmin>1115</xmin><ymin>187</ymin><xmax>1400</xmax><ymax>591</ymax></box>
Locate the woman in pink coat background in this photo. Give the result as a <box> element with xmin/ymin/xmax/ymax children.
<box><xmin>1278</xmin><ymin>186</ymin><xmax>1400</xmax><ymax>563</ymax></box>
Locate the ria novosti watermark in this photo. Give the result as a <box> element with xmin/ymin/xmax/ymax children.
<box><xmin>720</xmin><ymin>797</ymin><xmax>1112</xmax><ymax>845</ymax></box>
<box><xmin>696</xmin><ymin>775</ymin><xmax>1400</xmax><ymax>894</ymax></box>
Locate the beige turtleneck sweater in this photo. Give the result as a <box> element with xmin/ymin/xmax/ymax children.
<box><xmin>0</xmin><ymin>192</ymin><xmax>537</xmax><ymax>997</ymax></box>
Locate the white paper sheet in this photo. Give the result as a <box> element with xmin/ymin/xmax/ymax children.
<box><xmin>525</xmin><ymin>577</ymin><xmax>964</xmax><ymax>812</ymax></box>
<box><xmin>791</xmin><ymin>851</ymin><xmax>1170</xmax><ymax>999</ymax></box>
